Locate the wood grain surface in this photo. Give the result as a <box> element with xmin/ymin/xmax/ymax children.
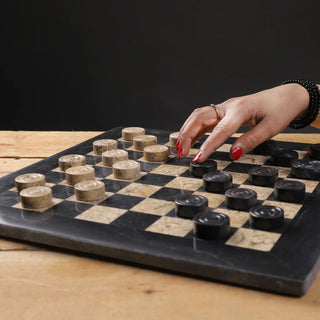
<box><xmin>0</xmin><ymin>131</ymin><xmax>319</xmax><ymax>320</ymax></box>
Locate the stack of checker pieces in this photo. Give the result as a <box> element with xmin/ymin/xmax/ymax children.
<box><xmin>0</xmin><ymin>127</ymin><xmax>320</xmax><ymax>296</ymax></box>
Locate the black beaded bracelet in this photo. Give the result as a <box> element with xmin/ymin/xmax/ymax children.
<box><xmin>281</xmin><ymin>79</ymin><xmax>320</xmax><ymax>129</ymax></box>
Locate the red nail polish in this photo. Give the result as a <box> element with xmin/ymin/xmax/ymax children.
<box><xmin>192</xmin><ymin>151</ymin><xmax>202</xmax><ymax>162</ymax></box>
<box><xmin>177</xmin><ymin>145</ymin><xmax>182</xmax><ymax>159</ymax></box>
<box><xmin>231</xmin><ymin>147</ymin><xmax>243</xmax><ymax>160</ymax></box>
<box><xmin>174</xmin><ymin>139</ymin><xmax>180</xmax><ymax>152</ymax></box>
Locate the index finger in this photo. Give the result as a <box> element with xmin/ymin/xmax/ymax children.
<box><xmin>194</xmin><ymin>114</ymin><xmax>243</xmax><ymax>162</ymax></box>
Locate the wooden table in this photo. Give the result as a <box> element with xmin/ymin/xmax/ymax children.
<box><xmin>0</xmin><ymin>131</ymin><xmax>319</xmax><ymax>320</ymax></box>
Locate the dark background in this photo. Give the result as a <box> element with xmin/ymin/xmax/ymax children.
<box><xmin>1</xmin><ymin>1</ymin><xmax>320</xmax><ymax>131</ymax></box>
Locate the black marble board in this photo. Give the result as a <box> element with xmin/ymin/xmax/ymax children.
<box><xmin>0</xmin><ymin>127</ymin><xmax>319</xmax><ymax>296</ymax></box>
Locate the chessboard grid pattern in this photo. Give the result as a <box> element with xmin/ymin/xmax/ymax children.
<box><xmin>5</xmin><ymin>131</ymin><xmax>319</xmax><ymax>253</ymax></box>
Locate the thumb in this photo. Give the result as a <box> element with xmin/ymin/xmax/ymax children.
<box><xmin>230</xmin><ymin>120</ymin><xmax>279</xmax><ymax>160</ymax></box>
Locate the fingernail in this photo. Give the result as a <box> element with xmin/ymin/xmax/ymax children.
<box><xmin>192</xmin><ymin>151</ymin><xmax>202</xmax><ymax>162</ymax></box>
<box><xmin>177</xmin><ymin>145</ymin><xmax>183</xmax><ymax>159</ymax></box>
<box><xmin>174</xmin><ymin>139</ymin><xmax>180</xmax><ymax>152</ymax></box>
<box><xmin>231</xmin><ymin>147</ymin><xmax>243</xmax><ymax>160</ymax></box>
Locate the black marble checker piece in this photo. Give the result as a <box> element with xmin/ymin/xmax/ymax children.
<box><xmin>0</xmin><ymin>127</ymin><xmax>319</xmax><ymax>297</ymax></box>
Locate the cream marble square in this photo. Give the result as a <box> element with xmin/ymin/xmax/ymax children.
<box><xmin>146</xmin><ymin>216</ymin><xmax>193</xmax><ymax>237</ymax></box>
<box><xmin>285</xmin><ymin>178</ymin><xmax>319</xmax><ymax>193</ymax></box>
<box><xmin>117</xmin><ymin>183</ymin><xmax>161</xmax><ymax>198</ymax></box>
<box><xmin>13</xmin><ymin>198</ymin><xmax>64</xmax><ymax>213</ymax></box>
<box><xmin>239</xmin><ymin>185</ymin><xmax>273</xmax><ymax>200</ymax></box>
<box><xmin>192</xmin><ymin>191</ymin><xmax>225</xmax><ymax>209</ymax></box>
<box><xmin>66</xmin><ymin>192</ymin><xmax>113</xmax><ymax>205</ymax></box>
<box><xmin>216</xmin><ymin>160</ymin><xmax>232</xmax><ymax>171</ymax></box>
<box><xmin>75</xmin><ymin>205</ymin><xmax>127</xmax><ymax>224</ymax></box>
<box><xmin>236</xmin><ymin>154</ymin><xmax>270</xmax><ymax>165</ymax></box>
<box><xmin>261</xmin><ymin>200</ymin><xmax>302</xmax><ymax>220</ymax></box>
<box><xmin>264</xmin><ymin>165</ymin><xmax>291</xmax><ymax>179</ymax></box>
<box><xmin>187</xmin><ymin>148</ymin><xmax>200</xmax><ymax>158</ymax></box>
<box><xmin>224</xmin><ymin>171</ymin><xmax>248</xmax><ymax>185</ymax></box>
<box><xmin>131</xmin><ymin>198</ymin><xmax>175</xmax><ymax>216</ymax></box>
<box><xmin>165</xmin><ymin>177</ymin><xmax>203</xmax><ymax>191</ymax></box>
<box><xmin>214</xmin><ymin>208</ymin><xmax>249</xmax><ymax>228</ymax></box>
<box><xmin>216</xmin><ymin>143</ymin><xmax>232</xmax><ymax>153</ymax></box>
<box><xmin>150</xmin><ymin>164</ymin><xmax>188</xmax><ymax>176</ymax></box>
<box><xmin>226</xmin><ymin>228</ymin><xmax>281</xmax><ymax>252</ymax></box>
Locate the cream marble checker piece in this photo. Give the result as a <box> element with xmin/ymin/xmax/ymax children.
<box><xmin>226</xmin><ymin>228</ymin><xmax>281</xmax><ymax>252</ymax></box>
<box><xmin>165</xmin><ymin>177</ymin><xmax>203</xmax><ymax>191</ymax></box>
<box><xmin>214</xmin><ymin>208</ymin><xmax>249</xmax><ymax>228</ymax></box>
<box><xmin>192</xmin><ymin>191</ymin><xmax>225</xmax><ymax>209</ymax></box>
<box><xmin>76</xmin><ymin>205</ymin><xmax>127</xmax><ymax>224</ymax></box>
<box><xmin>146</xmin><ymin>216</ymin><xmax>193</xmax><ymax>237</ymax></box>
<box><xmin>150</xmin><ymin>164</ymin><xmax>188</xmax><ymax>176</ymax></box>
<box><xmin>131</xmin><ymin>198</ymin><xmax>175</xmax><ymax>216</ymax></box>
<box><xmin>262</xmin><ymin>200</ymin><xmax>302</xmax><ymax>220</ymax></box>
<box><xmin>117</xmin><ymin>183</ymin><xmax>161</xmax><ymax>198</ymax></box>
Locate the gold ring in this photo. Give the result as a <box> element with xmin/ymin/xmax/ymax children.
<box><xmin>210</xmin><ymin>104</ymin><xmax>220</xmax><ymax>120</ymax></box>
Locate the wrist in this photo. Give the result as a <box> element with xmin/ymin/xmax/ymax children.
<box><xmin>281</xmin><ymin>79</ymin><xmax>320</xmax><ymax>129</ymax></box>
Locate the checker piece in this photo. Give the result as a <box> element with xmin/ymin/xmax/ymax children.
<box><xmin>175</xmin><ymin>194</ymin><xmax>208</xmax><ymax>219</ymax></box>
<box><xmin>274</xmin><ymin>180</ymin><xmax>305</xmax><ymax>203</ymax></box>
<box><xmin>248</xmin><ymin>166</ymin><xmax>278</xmax><ymax>187</ymax></box>
<box><xmin>133</xmin><ymin>135</ymin><xmax>157</xmax><ymax>151</ymax></box>
<box><xmin>309</xmin><ymin>143</ymin><xmax>320</xmax><ymax>160</ymax></box>
<box><xmin>193</xmin><ymin>212</ymin><xmax>230</xmax><ymax>240</ymax></box>
<box><xmin>66</xmin><ymin>165</ymin><xmax>95</xmax><ymax>186</ymax></box>
<box><xmin>20</xmin><ymin>186</ymin><xmax>53</xmax><ymax>209</ymax></box>
<box><xmin>15</xmin><ymin>173</ymin><xmax>46</xmax><ymax>192</ymax></box>
<box><xmin>75</xmin><ymin>180</ymin><xmax>105</xmax><ymax>202</ymax></box>
<box><xmin>270</xmin><ymin>148</ymin><xmax>298</xmax><ymax>167</ymax></box>
<box><xmin>291</xmin><ymin>159</ymin><xmax>320</xmax><ymax>180</ymax></box>
<box><xmin>144</xmin><ymin>145</ymin><xmax>169</xmax><ymax>162</ymax></box>
<box><xmin>93</xmin><ymin>139</ymin><xmax>117</xmax><ymax>155</ymax></box>
<box><xmin>203</xmin><ymin>171</ymin><xmax>232</xmax><ymax>193</ymax></box>
<box><xmin>122</xmin><ymin>127</ymin><xmax>145</xmax><ymax>141</ymax></box>
<box><xmin>249</xmin><ymin>205</ymin><xmax>284</xmax><ymax>230</ymax></box>
<box><xmin>102</xmin><ymin>149</ymin><xmax>128</xmax><ymax>167</ymax></box>
<box><xmin>189</xmin><ymin>159</ymin><xmax>217</xmax><ymax>178</ymax></box>
<box><xmin>58</xmin><ymin>154</ymin><xmax>86</xmax><ymax>171</ymax></box>
<box><xmin>225</xmin><ymin>188</ymin><xmax>257</xmax><ymax>210</ymax></box>
<box><xmin>112</xmin><ymin>160</ymin><xmax>140</xmax><ymax>180</ymax></box>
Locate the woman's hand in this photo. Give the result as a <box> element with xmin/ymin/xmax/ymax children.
<box><xmin>177</xmin><ymin>83</ymin><xmax>310</xmax><ymax>162</ymax></box>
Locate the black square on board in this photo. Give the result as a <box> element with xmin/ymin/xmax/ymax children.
<box><xmin>135</xmin><ymin>173</ymin><xmax>175</xmax><ymax>186</ymax></box>
<box><xmin>102</xmin><ymin>179</ymin><xmax>131</xmax><ymax>193</ymax></box>
<box><xmin>151</xmin><ymin>187</ymin><xmax>193</xmax><ymax>202</ymax></box>
<box><xmin>51</xmin><ymin>184</ymin><xmax>74</xmax><ymax>199</ymax></box>
<box><xmin>110</xmin><ymin>211</ymin><xmax>160</xmax><ymax>231</ymax></box>
<box><xmin>46</xmin><ymin>171</ymin><xmax>65</xmax><ymax>184</ymax></box>
<box><xmin>94</xmin><ymin>166</ymin><xmax>113</xmax><ymax>178</ymax></box>
<box><xmin>100</xmin><ymin>194</ymin><xmax>144</xmax><ymax>210</ymax></box>
<box><xmin>53</xmin><ymin>200</ymin><xmax>93</xmax><ymax>218</ymax></box>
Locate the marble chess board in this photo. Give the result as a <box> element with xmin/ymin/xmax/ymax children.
<box><xmin>0</xmin><ymin>127</ymin><xmax>319</xmax><ymax>296</ymax></box>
